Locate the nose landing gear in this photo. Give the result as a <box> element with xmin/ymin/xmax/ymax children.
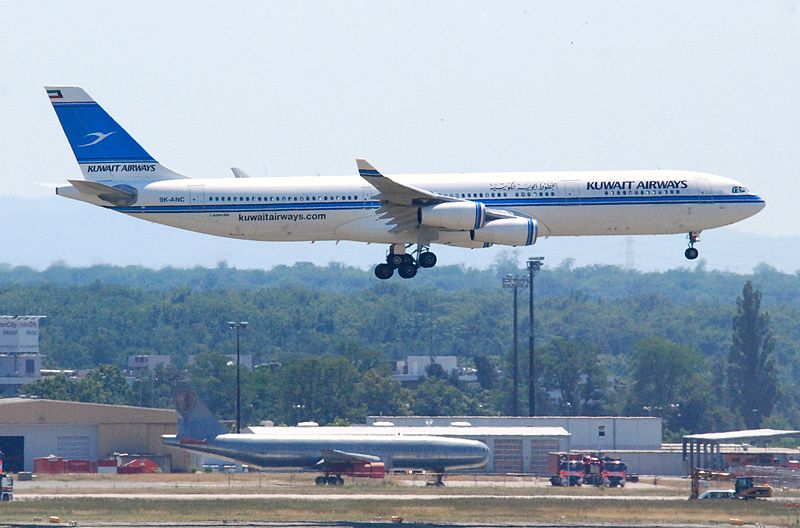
<box><xmin>374</xmin><ymin>244</ymin><xmax>437</xmax><ymax>280</ymax></box>
<box><xmin>685</xmin><ymin>232</ymin><xmax>700</xmax><ymax>260</ymax></box>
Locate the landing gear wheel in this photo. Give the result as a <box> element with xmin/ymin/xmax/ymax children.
<box><xmin>387</xmin><ymin>253</ymin><xmax>405</xmax><ymax>268</ymax></box>
<box><xmin>326</xmin><ymin>476</ymin><xmax>339</xmax><ymax>485</ymax></box>
<box><xmin>418</xmin><ymin>251</ymin><xmax>437</xmax><ymax>268</ymax></box>
<box><xmin>685</xmin><ymin>247</ymin><xmax>699</xmax><ymax>260</ymax></box>
<box><xmin>400</xmin><ymin>254</ymin><xmax>415</xmax><ymax>266</ymax></box>
<box><xmin>336</xmin><ymin>476</ymin><xmax>344</xmax><ymax>486</ymax></box>
<box><xmin>315</xmin><ymin>476</ymin><xmax>325</xmax><ymax>486</ymax></box>
<box><xmin>398</xmin><ymin>264</ymin><xmax>418</xmax><ymax>279</ymax></box>
<box><xmin>375</xmin><ymin>263</ymin><xmax>394</xmax><ymax>279</ymax></box>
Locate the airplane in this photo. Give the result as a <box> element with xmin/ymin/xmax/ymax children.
<box><xmin>47</xmin><ymin>86</ymin><xmax>766</xmax><ymax>279</ymax></box>
<box><xmin>162</xmin><ymin>388</ymin><xmax>489</xmax><ymax>486</ymax></box>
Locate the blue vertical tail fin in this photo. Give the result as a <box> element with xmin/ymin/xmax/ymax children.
<box><xmin>46</xmin><ymin>86</ymin><xmax>186</xmax><ymax>181</ymax></box>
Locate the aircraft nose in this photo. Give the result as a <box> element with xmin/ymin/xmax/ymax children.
<box><xmin>470</xmin><ymin>441</ymin><xmax>490</xmax><ymax>463</ymax></box>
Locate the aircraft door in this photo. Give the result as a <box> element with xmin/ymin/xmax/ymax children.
<box><xmin>189</xmin><ymin>185</ymin><xmax>206</xmax><ymax>211</ymax></box>
<box><xmin>696</xmin><ymin>179</ymin><xmax>714</xmax><ymax>203</ymax></box>
<box><xmin>562</xmin><ymin>180</ymin><xmax>581</xmax><ymax>205</ymax></box>
<box><xmin>361</xmin><ymin>186</ymin><xmax>375</xmax><ymax>209</ymax></box>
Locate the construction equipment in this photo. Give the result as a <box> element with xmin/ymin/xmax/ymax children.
<box><xmin>689</xmin><ymin>469</ymin><xmax>773</xmax><ymax>500</ymax></box>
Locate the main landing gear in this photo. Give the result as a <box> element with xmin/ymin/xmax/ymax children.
<box><xmin>374</xmin><ymin>244</ymin><xmax>438</xmax><ymax>280</ymax></box>
<box><xmin>315</xmin><ymin>473</ymin><xmax>344</xmax><ymax>486</ymax></box>
<box><xmin>685</xmin><ymin>231</ymin><xmax>700</xmax><ymax>260</ymax></box>
<box><xmin>425</xmin><ymin>472</ymin><xmax>446</xmax><ymax>487</ymax></box>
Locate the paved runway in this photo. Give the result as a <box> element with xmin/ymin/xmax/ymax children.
<box><xmin>15</xmin><ymin>492</ymin><xmax>687</xmax><ymax>501</ymax></box>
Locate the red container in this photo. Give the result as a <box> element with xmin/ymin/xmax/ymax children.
<box><xmin>34</xmin><ymin>456</ymin><xmax>66</xmax><ymax>474</ymax></box>
<box><xmin>66</xmin><ymin>459</ymin><xmax>95</xmax><ymax>473</ymax></box>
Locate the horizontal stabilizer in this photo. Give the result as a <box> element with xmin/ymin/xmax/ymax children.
<box><xmin>68</xmin><ymin>179</ymin><xmax>138</xmax><ymax>206</ymax></box>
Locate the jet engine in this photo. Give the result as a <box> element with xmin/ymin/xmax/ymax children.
<box><xmin>470</xmin><ymin>218</ymin><xmax>538</xmax><ymax>246</ymax></box>
<box><xmin>418</xmin><ymin>202</ymin><xmax>486</xmax><ymax>230</ymax></box>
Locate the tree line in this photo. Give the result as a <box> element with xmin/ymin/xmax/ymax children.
<box><xmin>4</xmin><ymin>259</ymin><xmax>792</xmax><ymax>440</ymax></box>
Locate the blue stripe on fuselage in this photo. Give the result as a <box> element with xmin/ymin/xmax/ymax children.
<box><xmin>107</xmin><ymin>194</ymin><xmax>764</xmax><ymax>214</ymax></box>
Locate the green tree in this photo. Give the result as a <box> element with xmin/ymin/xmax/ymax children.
<box><xmin>189</xmin><ymin>351</ymin><xmax>236</xmax><ymax>424</ymax></box>
<box><xmin>539</xmin><ymin>339</ymin><xmax>609</xmax><ymax>415</ymax></box>
<box><xmin>625</xmin><ymin>337</ymin><xmax>720</xmax><ymax>436</ymax></box>
<box><xmin>412</xmin><ymin>378</ymin><xmax>473</xmax><ymax>415</ymax></box>
<box><xmin>25</xmin><ymin>374</ymin><xmax>74</xmax><ymax>400</ymax></box>
<box><xmin>274</xmin><ymin>355</ymin><xmax>364</xmax><ymax>425</ymax></box>
<box><xmin>727</xmin><ymin>281</ymin><xmax>779</xmax><ymax>428</ymax></box>
<box><xmin>356</xmin><ymin>368</ymin><xmax>413</xmax><ymax>417</ymax></box>
<box><xmin>474</xmin><ymin>355</ymin><xmax>498</xmax><ymax>390</ymax></box>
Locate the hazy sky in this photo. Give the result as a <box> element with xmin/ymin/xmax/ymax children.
<box><xmin>1</xmin><ymin>1</ymin><xmax>798</xmax><ymax>271</ymax></box>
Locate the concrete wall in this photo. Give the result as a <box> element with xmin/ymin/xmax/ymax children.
<box><xmin>603</xmin><ymin>450</ymin><xmax>685</xmax><ymax>477</ymax></box>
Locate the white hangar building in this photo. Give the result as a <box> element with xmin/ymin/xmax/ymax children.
<box><xmin>0</xmin><ymin>398</ymin><xmax>190</xmax><ymax>472</ymax></box>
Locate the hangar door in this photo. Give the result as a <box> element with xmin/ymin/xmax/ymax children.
<box><xmin>56</xmin><ymin>436</ymin><xmax>90</xmax><ymax>459</ymax></box>
<box><xmin>530</xmin><ymin>438</ymin><xmax>562</xmax><ymax>475</ymax></box>
<box><xmin>0</xmin><ymin>436</ymin><xmax>24</xmax><ymax>473</ymax></box>
<box><xmin>493</xmin><ymin>438</ymin><xmax>523</xmax><ymax>473</ymax></box>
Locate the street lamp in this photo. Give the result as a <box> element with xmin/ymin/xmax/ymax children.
<box><xmin>526</xmin><ymin>257</ymin><xmax>544</xmax><ymax>416</ymax></box>
<box><xmin>503</xmin><ymin>273</ymin><xmax>528</xmax><ymax>416</ymax></box>
<box><xmin>227</xmin><ymin>321</ymin><xmax>248</xmax><ymax>433</ymax></box>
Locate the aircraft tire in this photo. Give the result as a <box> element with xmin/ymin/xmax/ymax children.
<box><xmin>387</xmin><ymin>254</ymin><xmax>405</xmax><ymax>268</ymax></box>
<box><xmin>336</xmin><ymin>476</ymin><xmax>344</xmax><ymax>486</ymax></box>
<box><xmin>685</xmin><ymin>247</ymin><xmax>699</xmax><ymax>260</ymax></box>
<box><xmin>375</xmin><ymin>263</ymin><xmax>394</xmax><ymax>280</ymax></box>
<box><xmin>326</xmin><ymin>476</ymin><xmax>339</xmax><ymax>486</ymax></box>
<box><xmin>315</xmin><ymin>476</ymin><xmax>325</xmax><ymax>486</ymax></box>
<box><xmin>419</xmin><ymin>251</ymin><xmax>437</xmax><ymax>268</ymax></box>
<box><xmin>398</xmin><ymin>264</ymin><xmax>417</xmax><ymax>279</ymax></box>
<box><xmin>401</xmin><ymin>254</ymin><xmax>415</xmax><ymax>266</ymax></box>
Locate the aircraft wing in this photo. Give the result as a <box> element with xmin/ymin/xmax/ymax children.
<box><xmin>357</xmin><ymin>159</ymin><xmax>524</xmax><ymax>234</ymax></box>
<box><xmin>317</xmin><ymin>449</ymin><xmax>382</xmax><ymax>466</ymax></box>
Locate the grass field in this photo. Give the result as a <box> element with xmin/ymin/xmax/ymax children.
<box><xmin>1</xmin><ymin>496</ymin><xmax>791</xmax><ymax>525</ymax></box>
<box><xmin>3</xmin><ymin>473</ymin><xmax>794</xmax><ymax>526</ymax></box>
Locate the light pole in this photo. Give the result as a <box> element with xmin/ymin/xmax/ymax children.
<box><xmin>527</xmin><ymin>257</ymin><xmax>544</xmax><ymax>416</ymax></box>
<box><xmin>503</xmin><ymin>273</ymin><xmax>528</xmax><ymax>416</ymax></box>
<box><xmin>228</xmin><ymin>321</ymin><xmax>248</xmax><ymax>433</ymax></box>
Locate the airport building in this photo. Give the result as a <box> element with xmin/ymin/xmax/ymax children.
<box><xmin>366</xmin><ymin>415</ymin><xmax>669</xmax><ymax>475</ymax></box>
<box><xmin>0</xmin><ymin>398</ymin><xmax>190</xmax><ymax>472</ymax></box>
<box><xmin>368</xmin><ymin>415</ymin><xmax>662</xmax><ymax>451</ymax></box>
<box><xmin>0</xmin><ymin>316</ymin><xmax>46</xmax><ymax>397</ymax></box>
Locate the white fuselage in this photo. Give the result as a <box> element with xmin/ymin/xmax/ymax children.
<box><xmin>57</xmin><ymin>170</ymin><xmax>765</xmax><ymax>247</ymax></box>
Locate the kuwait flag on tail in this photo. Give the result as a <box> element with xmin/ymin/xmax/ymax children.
<box><xmin>47</xmin><ymin>89</ymin><xmax>63</xmax><ymax>99</ymax></box>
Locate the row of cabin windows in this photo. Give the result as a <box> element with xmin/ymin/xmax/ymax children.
<box><xmin>603</xmin><ymin>190</ymin><xmax>683</xmax><ymax>196</ymax></box>
<box><xmin>206</xmin><ymin>192</ymin><xmax>560</xmax><ymax>202</ymax></box>
<box><xmin>208</xmin><ymin>195</ymin><xmax>358</xmax><ymax>203</ymax></box>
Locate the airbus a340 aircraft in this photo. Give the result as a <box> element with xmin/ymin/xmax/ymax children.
<box><xmin>47</xmin><ymin>86</ymin><xmax>765</xmax><ymax>279</ymax></box>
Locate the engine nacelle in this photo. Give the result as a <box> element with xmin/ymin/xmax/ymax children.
<box><xmin>418</xmin><ymin>202</ymin><xmax>486</xmax><ymax>231</ymax></box>
<box><xmin>470</xmin><ymin>218</ymin><xmax>538</xmax><ymax>246</ymax></box>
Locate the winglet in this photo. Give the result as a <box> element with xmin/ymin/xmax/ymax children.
<box><xmin>231</xmin><ymin>167</ymin><xmax>251</xmax><ymax>178</ymax></box>
<box><xmin>356</xmin><ymin>159</ymin><xmax>382</xmax><ymax>177</ymax></box>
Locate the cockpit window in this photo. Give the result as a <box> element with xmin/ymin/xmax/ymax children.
<box><xmin>732</xmin><ymin>186</ymin><xmax>748</xmax><ymax>194</ymax></box>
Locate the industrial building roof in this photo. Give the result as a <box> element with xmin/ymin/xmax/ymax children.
<box><xmin>683</xmin><ymin>429</ymin><xmax>800</xmax><ymax>442</ymax></box>
<box><xmin>0</xmin><ymin>397</ymin><xmax>177</xmax><ymax>424</ymax></box>
<box><xmin>246</xmin><ymin>425</ymin><xmax>570</xmax><ymax>437</ymax></box>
